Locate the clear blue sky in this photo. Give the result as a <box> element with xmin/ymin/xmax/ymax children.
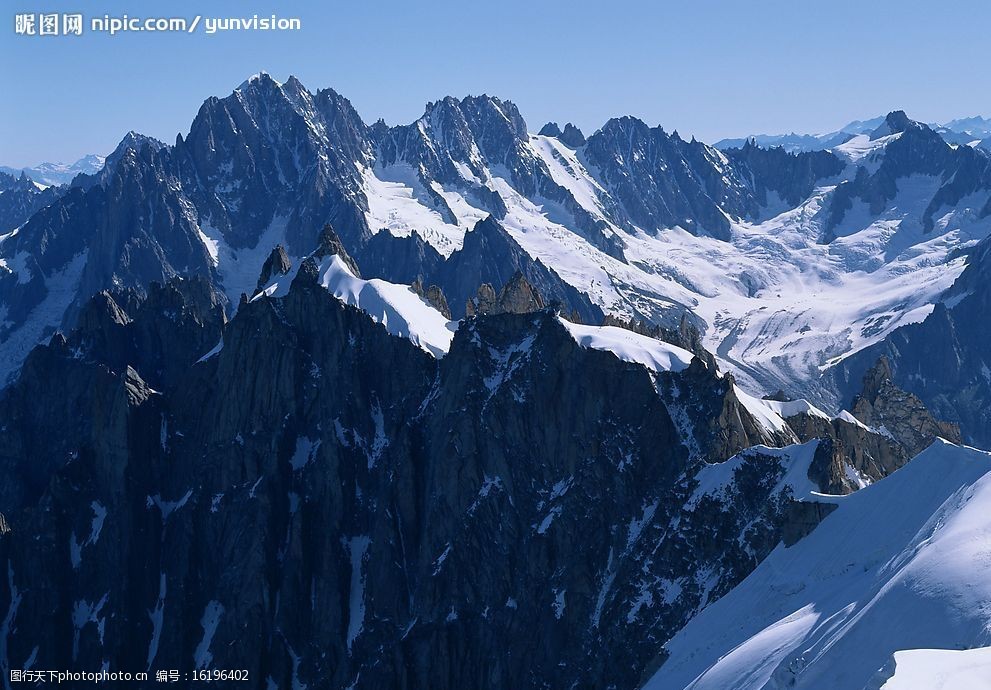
<box><xmin>3</xmin><ymin>0</ymin><xmax>990</xmax><ymax>166</ymax></box>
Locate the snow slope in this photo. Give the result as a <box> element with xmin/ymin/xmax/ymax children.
<box><xmin>0</xmin><ymin>251</ymin><xmax>88</xmax><ymax>386</ymax></box>
<box><xmin>362</xmin><ymin>163</ymin><xmax>483</xmax><ymax>256</ymax></box>
<box><xmin>833</xmin><ymin>132</ymin><xmax>903</xmax><ymax>165</ymax></box>
<box><xmin>875</xmin><ymin>647</ymin><xmax>991</xmax><ymax>690</ymax></box>
<box><xmin>558</xmin><ymin>318</ymin><xmax>694</xmax><ymax>373</ymax></box>
<box><xmin>647</xmin><ymin>439</ymin><xmax>991</xmax><ymax>690</ymax></box>
<box><xmin>254</xmin><ymin>254</ymin><xmax>456</xmax><ymax>357</ymax></box>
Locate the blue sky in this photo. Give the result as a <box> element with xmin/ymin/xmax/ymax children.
<box><xmin>3</xmin><ymin>0</ymin><xmax>990</xmax><ymax>166</ymax></box>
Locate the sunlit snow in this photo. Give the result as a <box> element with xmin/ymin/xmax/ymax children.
<box><xmin>650</xmin><ymin>439</ymin><xmax>991</xmax><ymax>690</ymax></box>
<box><xmin>558</xmin><ymin>318</ymin><xmax>695</xmax><ymax>373</ymax></box>
<box><xmin>254</xmin><ymin>253</ymin><xmax>456</xmax><ymax>357</ymax></box>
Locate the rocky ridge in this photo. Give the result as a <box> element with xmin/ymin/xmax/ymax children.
<box><xmin>0</xmin><ymin>238</ymin><xmax>934</xmax><ymax>689</ymax></box>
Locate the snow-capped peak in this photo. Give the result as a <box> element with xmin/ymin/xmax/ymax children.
<box><xmin>236</xmin><ymin>71</ymin><xmax>282</xmax><ymax>91</ymax></box>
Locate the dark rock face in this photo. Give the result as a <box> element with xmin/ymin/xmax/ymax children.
<box><xmin>0</xmin><ymin>266</ymin><xmax>820</xmax><ymax>690</ymax></box>
<box><xmin>313</xmin><ymin>223</ymin><xmax>361</xmax><ymax>277</ymax></box>
<box><xmin>176</xmin><ymin>74</ymin><xmax>373</xmax><ymax>252</ymax></box>
<box><xmin>0</xmin><ymin>171</ymin><xmax>64</xmax><ymax>233</ymax></box>
<box><xmin>782</xmin><ymin>500</ymin><xmax>838</xmax><ymax>547</ymax></box>
<box><xmin>538</xmin><ymin>122</ymin><xmax>585</xmax><ymax>147</ymax></box>
<box><xmin>787</xmin><ymin>419</ymin><xmax>903</xmax><ymax>495</ymax></box>
<box><xmin>580</xmin><ymin>118</ymin><xmax>844</xmax><ymax>240</ymax></box>
<box><xmin>354</xmin><ymin>230</ymin><xmax>444</xmax><ymax>286</ymax></box>
<box><xmin>585</xmin><ymin>120</ymin><xmax>815</xmax><ymax>241</ymax></box>
<box><xmin>495</xmin><ymin>272</ymin><xmax>545</xmax><ymax>314</ymax></box>
<box><xmin>723</xmin><ymin>140</ymin><xmax>845</xmax><ymax>209</ymax></box>
<box><xmin>560</xmin><ymin>123</ymin><xmax>587</xmax><ymax>148</ymax></box>
<box><xmin>411</xmin><ymin>277</ymin><xmax>452</xmax><ymax>319</ymax></box>
<box><xmin>582</xmin><ymin>118</ymin><xmax>744</xmax><ymax>240</ymax></box>
<box><xmin>776</xmin><ymin>358</ymin><xmax>959</xmax><ymax>495</ymax></box>
<box><xmin>850</xmin><ymin>357</ymin><xmax>962</xmax><ymax>455</ymax></box>
<box><xmin>429</xmin><ymin>216</ymin><xmax>603</xmax><ymax>323</ymax></box>
<box><xmin>74</xmin><ymin>277</ymin><xmax>227</xmax><ymax>391</ymax></box>
<box><xmin>464</xmin><ymin>282</ymin><xmax>498</xmax><ymax>316</ymax></box>
<box><xmin>0</xmin><ymin>276</ymin><xmax>224</xmax><ymax>511</ymax></box>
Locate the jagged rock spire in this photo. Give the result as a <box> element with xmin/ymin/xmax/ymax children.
<box><xmin>871</xmin><ymin>110</ymin><xmax>915</xmax><ymax>138</ymax></box>
<box><xmin>254</xmin><ymin>244</ymin><xmax>292</xmax><ymax>295</ymax></box>
<box><xmin>465</xmin><ymin>283</ymin><xmax>497</xmax><ymax>317</ymax></box>
<box><xmin>412</xmin><ymin>277</ymin><xmax>453</xmax><ymax>319</ymax></box>
<box><xmin>314</xmin><ymin>223</ymin><xmax>361</xmax><ymax>277</ymax></box>
<box><xmin>465</xmin><ymin>272</ymin><xmax>545</xmax><ymax>316</ymax></box>
<box><xmin>560</xmin><ymin>123</ymin><xmax>586</xmax><ymax>148</ymax></box>
<box><xmin>498</xmin><ymin>271</ymin><xmax>545</xmax><ymax>314</ymax></box>
<box><xmin>537</xmin><ymin>122</ymin><xmax>585</xmax><ymax>147</ymax></box>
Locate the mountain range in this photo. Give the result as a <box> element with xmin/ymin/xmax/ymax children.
<box><xmin>1</xmin><ymin>73</ymin><xmax>990</xmax><ymax>688</ymax></box>
<box><xmin>715</xmin><ymin>114</ymin><xmax>991</xmax><ymax>152</ymax></box>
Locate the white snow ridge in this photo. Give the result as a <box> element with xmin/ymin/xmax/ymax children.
<box><xmin>254</xmin><ymin>253</ymin><xmax>456</xmax><ymax>357</ymax></box>
<box><xmin>648</xmin><ymin>439</ymin><xmax>991</xmax><ymax>690</ymax></box>
<box><xmin>557</xmin><ymin>318</ymin><xmax>695</xmax><ymax>373</ymax></box>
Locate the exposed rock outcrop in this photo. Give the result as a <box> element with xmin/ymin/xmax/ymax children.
<box><xmin>539</xmin><ymin>122</ymin><xmax>590</xmax><ymax>148</ymax></box>
<box><xmin>411</xmin><ymin>277</ymin><xmax>452</xmax><ymax>319</ymax></box>
<box><xmin>776</xmin><ymin>359</ymin><xmax>960</xmax><ymax>495</ymax></box>
<box><xmin>254</xmin><ymin>244</ymin><xmax>292</xmax><ymax>295</ymax></box>
<box><xmin>465</xmin><ymin>272</ymin><xmax>545</xmax><ymax>316</ymax></box>
<box><xmin>315</xmin><ymin>223</ymin><xmax>362</xmax><ymax>276</ymax></box>
<box><xmin>851</xmin><ymin>357</ymin><xmax>961</xmax><ymax>457</ymax></box>
<box><xmin>559</xmin><ymin>123</ymin><xmax>586</xmax><ymax>148</ymax></box>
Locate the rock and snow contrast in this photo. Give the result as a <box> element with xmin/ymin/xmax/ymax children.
<box><xmin>253</xmin><ymin>247</ymin><xmax>457</xmax><ymax>358</ymax></box>
<box><xmin>3</xmin><ymin>76</ymin><xmax>991</xmax><ymax>428</ymax></box>
<box><xmin>2</xmin><ymin>73</ymin><xmax>991</xmax><ymax>690</ymax></box>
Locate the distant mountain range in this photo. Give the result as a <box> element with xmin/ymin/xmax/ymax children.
<box><xmin>715</xmin><ymin>114</ymin><xmax>991</xmax><ymax>152</ymax></box>
<box><xmin>0</xmin><ymin>153</ymin><xmax>106</xmax><ymax>186</ymax></box>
